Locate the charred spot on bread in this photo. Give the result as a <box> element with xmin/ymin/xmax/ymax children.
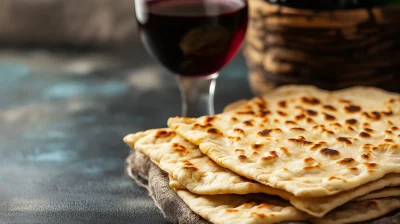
<box><xmin>320</xmin><ymin>148</ymin><xmax>340</xmax><ymax>157</ymax></box>
<box><xmin>345</xmin><ymin>105</ymin><xmax>362</xmax><ymax>113</ymax></box>
<box><xmin>301</xmin><ymin>96</ymin><xmax>321</xmax><ymax>105</ymax></box>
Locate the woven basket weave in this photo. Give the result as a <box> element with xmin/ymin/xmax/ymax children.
<box><xmin>245</xmin><ymin>0</ymin><xmax>400</xmax><ymax>95</ymax></box>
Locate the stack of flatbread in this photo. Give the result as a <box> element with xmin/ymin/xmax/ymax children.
<box><xmin>124</xmin><ymin>85</ymin><xmax>400</xmax><ymax>224</ymax></box>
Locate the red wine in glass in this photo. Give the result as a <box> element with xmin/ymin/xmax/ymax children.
<box><xmin>135</xmin><ymin>0</ymin><xmax>248</xmax><ymax>116</ymax></box>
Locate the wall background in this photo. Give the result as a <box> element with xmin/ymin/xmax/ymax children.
<box><xmin>0</xmin><ymin>0</ymin><xmax>137</xmax><ymax>47</ymax></box>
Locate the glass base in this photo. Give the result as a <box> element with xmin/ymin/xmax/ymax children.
<box><xmin>176</xmin><ymin>73</ymin><xmax>219</xmax><ymax>117</ymax></box>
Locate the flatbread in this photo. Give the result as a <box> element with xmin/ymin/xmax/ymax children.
<box><xmin>168</xmin><ymin>85</ymin><xmax>400</xmax><ymax>197</ymax></box>
<box><xmin>124</xmin><ymin>129</ymin><xmax>400</xmax><ymax>217</ymax></box>
<box><xmin>310</xmin><ymin>197</ymin><xmax>400</xmax><ymax>224</ymax></box>
<box><xmin>174</xmin><ymin>189</ymin><xmax>310</xmax><ymax>224</ymax></box>
<box><xmin>172</xmin><ymin>180</ymin><xmax>400</xmax><ymax>224</ymax></box>
<box><xmin>126</xmin><ymin>151</ymin><xmax>400</xmax><ymax>224</ymax></box>
<box><xmin>355</xmin><ymin>187</ymin><xmax>400</xmax><ymax>201</ymax></box>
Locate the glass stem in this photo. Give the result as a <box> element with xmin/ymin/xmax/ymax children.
<box><xmin>176</xmin><ymin>73</ymin><xmax>219</xmax><ymax>117</ymax></box>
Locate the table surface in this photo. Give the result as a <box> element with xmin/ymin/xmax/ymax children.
<box><xmin>0</xmin><ymin>44</ymin><xmax>253</xmax><ymax>223</ymax></box>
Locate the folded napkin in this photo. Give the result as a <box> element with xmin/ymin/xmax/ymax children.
<box><xmin>126</xmin><ymin>152</ymin><xmax>209</xmax><ymax>224</ymax></box>
<box><xmin>126</xmin><ymin>152</ymin><xmax>400</xmax><ymax>224</ymax></box>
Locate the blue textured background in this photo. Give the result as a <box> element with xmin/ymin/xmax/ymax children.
<box><xmin>0</xmin><ymin>46</ymin><xmax>252</xmax><ymax>223</ymax></box>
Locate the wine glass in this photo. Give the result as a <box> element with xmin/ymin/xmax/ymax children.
<box><xmin>134</xmin><ymin>0</ymin><xmax>248</xmax><ymax>117</ymax></box>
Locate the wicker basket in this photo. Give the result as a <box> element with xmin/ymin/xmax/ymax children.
<box><xmin>245</xmin><ymin>0</ymin><xmax>400</xmax><ymax>95</ymax></box>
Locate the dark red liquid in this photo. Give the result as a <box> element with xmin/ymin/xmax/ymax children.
<box><xmin>136</xmin><ymin>0</ymin><xmax>248</xmax><ymax>77</ymax></box>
